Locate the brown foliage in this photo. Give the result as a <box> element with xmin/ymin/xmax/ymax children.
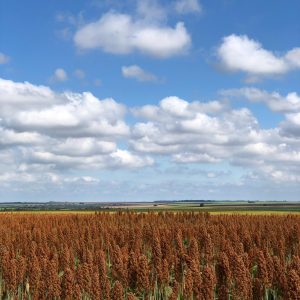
<box><xmin>0</xmin><ymin>212</ymin><xmax>298</xmax><ymax>299</ymax></box>
<box><xmin>111</xmin><ymin>280</ymin><xmax>123</xmax><ymax>300</ymax></box>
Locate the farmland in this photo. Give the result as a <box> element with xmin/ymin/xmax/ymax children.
<box><xmin>0</xmin><ymin>211</ymin><xmax>299</xmax><ymax>299</ymax></box>
<box><xmin>1</xmin><ymin>200</ymin><xmax>300</xmax><ymax>214</ymax></box>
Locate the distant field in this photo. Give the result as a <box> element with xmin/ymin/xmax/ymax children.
<box><xmin>113</xmin><ymin>201</ymin><xmax>300</xmax><ymax>214</ymax></box>
<box><xmin>209</xmin><ymin>210</ymin><xmax>300</xmax><ymax>215</ymax></box>
<box><xmin>1</xmin><ymin>201</ymin><xmax>300</xmax><ymax>214</ymax></box>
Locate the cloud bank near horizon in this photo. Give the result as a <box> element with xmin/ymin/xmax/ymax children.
<box><xmin>1</xmin><ymin>77</ymin><xmax>300</xmax><ymax>200</ymax></box>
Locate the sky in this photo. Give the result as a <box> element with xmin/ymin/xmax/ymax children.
<box><xmin>0</xmin><ymin>0</ymin><xmax>300</xmax><ymax>202</ymax></box>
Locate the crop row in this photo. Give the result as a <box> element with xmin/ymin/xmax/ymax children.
<box><xmin>0</xmin><ymin>212</ymin><xmax>299</xmax><ymax>299</ymax></box>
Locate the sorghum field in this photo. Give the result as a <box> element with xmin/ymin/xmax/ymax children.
<box><xmin>0</xmin><ymin>212</ymin><xmax>300</xmax><ymax>299</ymax></box>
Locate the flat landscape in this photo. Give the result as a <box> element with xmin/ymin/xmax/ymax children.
<box><xmin>0</xmin><ymin>202</ymin><xmax>299</xmax><ymax>299</ymax></box>
<box><xmin>2</xmin><ymin>0</ymin><xmax>300</xmax><ymax>298</ymax></box>
<box><xmin>0</xmin><ymin>211</ymin><xmax>299</xmax><ymax>299</ymax></box>
<box><xmin>1</xmin><ymin>201</ymin><xmax>300</xmax><ymax>214</ymax></box>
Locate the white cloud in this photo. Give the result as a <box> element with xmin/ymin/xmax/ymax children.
<box><xmin>0</xmin><ymin>171</ymin><xmax>101</xmax><ymax>186</ymax></box>
<box><xmin>23</xmin><ymin>148</ymin><xmax>153</xmax><ymax>170</ymax></box>
<box><xmin>0</xmin><ymin>172</ymin><xmax>37</xmax><ymax>184</ymax></box>
<box><xmin>74</xmin><ymin>12</ymin><xmax>191</xmax><ymax>58</ymax></box>
<box><xmin>173</xmin><ymin>153</ymin><xmax>220</xmax><ymax>163</ymax></box>
<box><xmin>5</xmin><ymin>91</ymin><xmax>129</xmax><ymax>138</ymax></box>
<box><xmin>50</xmin><ymin>138</ymin><xmax>116</xmax><ymax>156</ymax></box>
<box><xmin>51</xmin><ymin>68</ymin><xmax>68</xmax><ymax>82</ymax></box>
<box><xmin>110</xmin><ymin>149</ymin><xmax>154</xmax><ymax>168</ymax></box>
<box><xmin>217</xmin><ymin>34</ymin><xmax>300</xmax><ymax>79</ymax></box>
<box><xmin>280</xmin><ymin>112</ymin><xmax>300</xmax><ymax>137</ymax></box>
<box><xmin>130</xmin><ymin>95</ymin><xmax>300</xmax><ymax>183</ymax></box>
<box><xmin>132</xmin><ymin>96</ymin><xmax>227</xmax><ymax>121</ymax></box>
<box><xmin>1</xmin><ymin>77</ymin><xmax>300</xmax><ymax>200</ymax></box>
<box><xmin>0</xmin><ymin>78</ymin><xmax>152</xmax><ymax>174</ymax></box>
<box><xmin>0</xmin><ymin>78</ymin><xmax>62</xmax><ymax>111</ymax></box>
<box><xmin>122</xmin><ymin>65</ymin><xmax>158</xmax><ymax>82</ymax></box>
<box><xmin>136</xmin><ymin>0</ymin><xmax>167</xmax><ymax>22</ymax></box>
<box><xmin>221</xmin><ymin>88</ymin><xmax>300</xmax><ymax>113</ymax></box>
<box><xmin>131</xmin><ymin>99</ymin><xmax>258</xmax><ymax>157</ymax></box>
<box><xmin>175</xmin><ymin>0</ymin><xmax>202</xmax><ymax>14</ymax></box>
<box><xmin>0</xmin><ymin>128</ymin><xmax>45</xmax><ymax>147</ymax></box>
<box><xmin>0</xmin><ymin>52</ymin><xmax>10</xmax><ymax>64</ymax></box>
<box><xmin>285</xmin><ymin>48</ymin><xmax>300</xmax><ymax>68</ymax></box>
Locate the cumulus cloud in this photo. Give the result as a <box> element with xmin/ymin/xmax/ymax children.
<box><xmin>74</xmin><ymin>12</ymin><xmax>191</xmax><ymax>58</ymax></box>
<box><xmin>175</xmin><ymin>0</ymin><xmax>202</xmax><ymax>14</ymax></box>
<box><xmin>110</xmin><ymin>149</ymin><xmax>154</xmax><ymax>168</ymax></box>
<box><xmin>0</xmin><ymin>78</ymin><xmax>62</xmax><ymax>110</ymax></box>
<box><xmin>130</xmin><ymin>95</ymin><xmax>300</xmax><ymax>183</ymax></box>
<box><xmin>0</xmin><ymin>52</ymin><xmax>10</xmax><ymax>64</ymax></box>
<box><xmin>217</xmin><ymin>34</ymin><xmax>300</xmax><ymax>80</ymax></box>
<box><xmin>131</xmin><ymin>96</ymin><xmax>259</xmax><ymax>157</ymax></box>
<box><xmin>280</xmin><ymin>112</ymin><xmax>300</xmax><ymax>138</ymax></box>
<box><xmin>0</xmin><ymin>171</ymin><xmax>100</xmax><ymax>188</ymax></box>
<box><xmin>51</xmin><ymin>68</ymin><xmax>68</xmax><ymax>82</ymax></box>
<box><xmin>0</xmin><ymin>128</ymin><xmax>45</xmax><ymax>148</ymax></box>
<box><xmin>51</xmin><ymin>138</ymin><xmax>116</xmax><ymax>157</ymax></box>
<box><xmin>132</xmin><ymin>96</ymin><xmax>228</xmax><ymax>121</ymax></box>
<box><xmin>221</xmin><ymin>87</ymin><xmax>300</xmax><ymax>113</ymax></box>
<box><xmin>0</xmin><ymin>78</ymin><xmax>152</xmax><ymax>175</ymax></box>
<box><xmin>122</xmin><ymin>65</ymin><xmax>158</xmax><ymax>82</ymax></box>
<box><xmin>23</xmin><ymin>148</ymin><xmax>153</xmax><ymax>170</ymax></box>
<box><xmin>285</xmin><ymin>48</ymin><xmax>300</xmax><ymax>67</ymax></box>
<box><xmin>173</xmin><ymin>153</ymin><xmax>220</xmax><ymax>163</ymax></box>
<box><xmin>1</xmin><ymin>77</ymin><xmax>300</xmax><ymax>200</ymax></box>
<box><xmin>136</xmin><ymin>0</ymin><xmax>167</xmax><ymax>22</ymax></box>
<box><xmin>6</xmin><ymin>91</ymin><xmax>129</xmax><ymax>138</ymax></box>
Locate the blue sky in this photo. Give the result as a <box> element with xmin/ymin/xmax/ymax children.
<box><xmin>1</xmin><ymin>0</ymin><xmax>300</xmax><ymax>201</ymax></box>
